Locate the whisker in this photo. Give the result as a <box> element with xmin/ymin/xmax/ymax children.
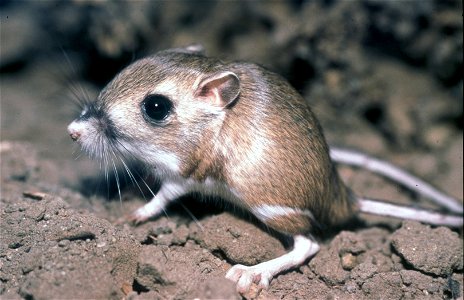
<box><xmin>103</xmin><ymin>145</ymin><xmax>110</xmax><ymax>200</ymax></box>
<box><xmin>180</xmin><ymin>203</ymin><xmax>204</xmax><ymax>230</ymax></box>
<box><xmin>119</xmin><ymin>156</ymin><xmax>146</xmax><ymax>199</ymax></box>
<box><xmin>113</xmin><ymin>140</ymin><xmax>158</xmax><ymax>199</ymax></box>
<box><xmin>112</xmin><ymin>140</ymin><xmax>173</xmax><ymax>220</ymax></box>
<box><xmin>110</xmin><ymin>156</ymin><xmax>122</xmax><ymax>203</ymax></box>
<box><xmin>74</xmin><ymin>152</ymin><xmax>83</xmax><ymax>160</ymax></box>
<box><xmin>58</xmin><ymin>49</ymin><xmax>94</xmax><ymax>113</ymax></box>
<box><xmin>139</xmin><ymin>177</ymin><xmax>157</xmax><ymax>200</ymax></box>
<box><xmin>62</xmin><ymin>50</ymin><xmax>90</xmax><ymax>103</ymax></box>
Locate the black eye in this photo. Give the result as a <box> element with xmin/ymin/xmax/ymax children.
<box><xmin>141</xmin><ymin>94</ymin><xmax>172</xmax><ymax>123</ymax></box>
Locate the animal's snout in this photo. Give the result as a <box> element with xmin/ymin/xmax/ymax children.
<box><xmin>67</xmin><ymin>122</ymin><xmax>82</xmax><ymax>142</ymax></box>
<box><xmin>69</xmin><ymin>131</ymin><xmax>80</xmax><ymax>141</ymax></box>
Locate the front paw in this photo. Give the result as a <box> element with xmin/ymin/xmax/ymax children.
<box><xmin>115</xmin><ymin>207</ymin><xmax>152</xmax><ymax>226</ymax></box>
<box><xmin>129</xmin><ymin>210</ymin><xmax>151</xmax><ymax>225</ymax></box>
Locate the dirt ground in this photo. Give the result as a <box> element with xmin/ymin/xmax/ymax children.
<box><xmin>1</xmin><ymin>1</ymin><xmax>463</xmax><ymax>299</ymax></box>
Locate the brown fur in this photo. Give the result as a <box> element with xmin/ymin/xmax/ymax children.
<box><xmin>216</xmin><ymin>63</ymin><xmax>357</xmax><ymax>233</ymax></box>
<box><xmin>264</xmin><ymin>213</ymin><xmax>314</xmax><ymax>235</ymax></box>
<box><xmin>98</xmin><ymin>50</ymin><xmax>357</xmax><ymax>235</ymax></box>
<box><xmin>175</xmin><ymin>59</ymin><xmax>357</xmax><ymax>234</ymax></box>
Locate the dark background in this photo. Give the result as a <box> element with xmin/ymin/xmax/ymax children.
<box><xmin>1</xmin><ymin>1</ymin><xmax>462</xmax><ymax>182</ymax></box>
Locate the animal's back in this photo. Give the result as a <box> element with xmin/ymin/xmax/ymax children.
<box><xmin>216</xmin><ymin>62</ymin><xmax>356</xmax><ymax>234</ymax></box>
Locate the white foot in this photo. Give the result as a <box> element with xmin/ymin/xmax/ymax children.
<box><xmin>226</xmin><ymin>264</ymin><xmax>273</xmax><ymax>292</ymax></box>
<box><xmin>225</xmin><ymin>235</ymin><xmax>320</xmax><ymax>293</ymax></box>
<box><xmin>129</xmin><ymin>201</ymin><xmax>164</xmax><ymax>224</ymax></box>
<box><xmin>126</xmin><ymin>180</ymin><xmax>189</xmax><ymax>225</ymax></box>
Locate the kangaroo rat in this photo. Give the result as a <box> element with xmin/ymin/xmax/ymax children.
<box><xmin>67</xmin><ymin>46</ymin><xmax>463</xmax><ymax>293</ymax></box>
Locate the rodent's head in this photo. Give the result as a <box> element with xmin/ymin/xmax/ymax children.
<box><xmin>68</xmin><ymin>48</ymin><xmax>240</xmax><ymax>175</ymax></box>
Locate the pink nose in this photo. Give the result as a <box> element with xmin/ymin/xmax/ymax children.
<box><xmin>69</xmin><ymin>131</ymin><xmax>80</xmax><ymax>141</ymax></box>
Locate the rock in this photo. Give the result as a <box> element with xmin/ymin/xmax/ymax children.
<box><xmin>0</xmin><ymin>194</ymin><xmax>140</xmax><ymax>299</ymax></box>
<box><xmin>391</xmin><ymin>221</ymin><xmax>463</xmax><ymax>276</ymax></box>
<box><xmin>189</xmin><ymin>213</ymin><xmax>285</xmax><ymax>266</ymax></box>
<box><xmin>135</xmin><ymin>241</ymin><xmax>230</xmax><ymax>298</ymax></box>
<box><xmin>362</xmin><ymin>272</ymin><xmax>403</xmax><ymax>300</ymax></box>
<box><xmin>191</xmin><ymin>277</ymin><xmax>240</xmax><ymax>300</ymax></box>
<box><xmin>399</xmin><ymin>270</ymin><xmax>445</xmax><ymax>296</ymax></box>
<box><xmin>310</xmin><ymin>231</ymin><xmax>367</xmax><ymax>285</ymax></box>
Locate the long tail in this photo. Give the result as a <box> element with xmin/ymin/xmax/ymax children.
<box><xmin>330</xmin><ymin>147</ymin><xmax>463</xmax><ymax>214</ymax></box>
<box><xmin>358</xmin><ymin>198</ymin><xmax>463</xmax><ymax>227</ymax></box>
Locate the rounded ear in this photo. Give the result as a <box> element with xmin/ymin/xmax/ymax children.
<box><xmin>195</xmin><ymin>71</ymin><xmax>240</xmax><ymax>108</ymax></box>
<box><xmin>168</xmin><ymin>44</ymin><xmax>205</xmax><ymax>55</ymax></box>
<box><xmin>183</xmin><ymin>44</ymin><xmax>205</xmax><ymax>55</ymax></box>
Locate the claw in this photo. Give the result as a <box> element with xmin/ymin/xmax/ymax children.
<box><xmin>113</xmin><ymin>208</ymin><xmax>151</xmax><ymax>226</ymax></box>
<box><xmin>127</xmin><ymin>212</ymin><xmax>149</xmax><ymax>225</ymax></box>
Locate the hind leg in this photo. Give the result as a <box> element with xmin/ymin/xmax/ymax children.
<box><xmin>225</xmin><ymin>235</ymin><xmax>320</xmax><ymax>293</ymax></box>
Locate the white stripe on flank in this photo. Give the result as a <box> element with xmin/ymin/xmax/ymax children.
<box><xmin>251</xmin><ymin>204</ymin><xmax>314</xmax><ymax>222</ymax></box>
